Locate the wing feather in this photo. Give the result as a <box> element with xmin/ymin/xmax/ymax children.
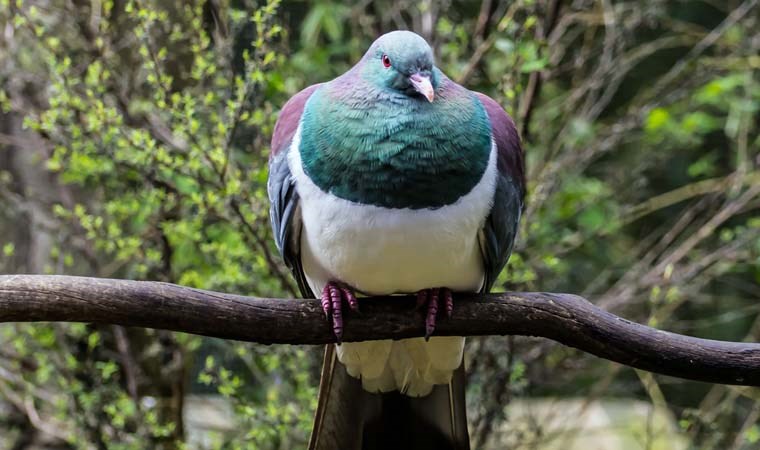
<box><xmin>474</xmin><ymin>93</ymin><xmax>526</xmax><ymax>292</ymax></box>
<box><xmin>267</xmin><ymin>84</ymin><xmax>323</xmax><ymax>298</ymax></box>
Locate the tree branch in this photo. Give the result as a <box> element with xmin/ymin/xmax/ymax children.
<box><xmin>1</xmin><ymin>275</ymin><xmax>759</xmax><ymax>386</ymax></box>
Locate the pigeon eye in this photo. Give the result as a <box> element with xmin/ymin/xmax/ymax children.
<box><xmin>382</xmin><ymin>54</ymin><xmax>391</xmax><ymax>68</ymax></box>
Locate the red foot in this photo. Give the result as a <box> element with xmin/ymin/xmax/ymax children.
<box><xmin>321</xmin><ymin>281</ymin><xmax>358</xmax><ymax>343</ymax></box>
<box><xmin>416</xmin><ymin>287</ymin><xmax>453</xmax><ymax>340</ymax></box>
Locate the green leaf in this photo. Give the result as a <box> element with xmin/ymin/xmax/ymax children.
<box><xmin>520</xmin><ymin>57</ymin><xmax>548</xmax><ymax>73</ymax></box>
<box><xmin>645</xmin><ymin>107</ymin><xmax>671</xmax><ymax>132</ymax></box>
<box><xmin>747</xmin><ymin>425</ymin><xmax>760</xmax><ymax>444</ymax></box>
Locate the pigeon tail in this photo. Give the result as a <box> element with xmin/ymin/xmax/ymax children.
<box><xmin>309</xmin><ymin>345</ymin><xmax>470</xmax><ymax>450</ymax></box>
<box><xmin>336</xmin><ymin>337</ymin><xmax>464</xmax><ymax>397</ymax></box>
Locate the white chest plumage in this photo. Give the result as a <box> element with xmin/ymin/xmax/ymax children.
<box><xmin>288</xmin><ymin>124</ymin><xmax>498</xmax><ymax>396</ymax></box>
<box><xmin>288</xmin><ymin>125</ymin><xmax>498</xmax><ymax>296</ymax></box>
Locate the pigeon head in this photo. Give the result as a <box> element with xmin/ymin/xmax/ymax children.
<box><xmin>360</xmin><ymin>30</ymin><xmax>438</xmax><ymax>102</ymax></box>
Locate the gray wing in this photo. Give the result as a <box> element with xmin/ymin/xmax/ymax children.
<box><xmin>474</xmin><ymin>93</ymin><xmax>526</xmax><ymax>292</ymax></box>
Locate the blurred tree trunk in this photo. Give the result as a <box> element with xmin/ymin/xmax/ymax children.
<box><xmin>1</xmin><ymin>110</ymin><xmax>56</xmax><ymax>273</ymax></box>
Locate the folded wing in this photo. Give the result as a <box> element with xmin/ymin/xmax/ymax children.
<box><xmin>474</xmin><ymin>92</ymin><xmax>526</xmax><ymax>292</ymax></box>
<box><xmin>267</xmin><ymin>84</ymin><xmax>323</xmax><ymax>298</ymax></box>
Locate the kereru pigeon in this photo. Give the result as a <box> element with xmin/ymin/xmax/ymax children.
<box><xmin>268</xmin><ymin>30</ymin><xmax>524</xmax><ymax>450</ymax></box>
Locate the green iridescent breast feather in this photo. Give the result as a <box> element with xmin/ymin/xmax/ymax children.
<box><xmin>297</xmin><ymin>70</ymin><xmax>493</xmax><ymax>210</ymax></box>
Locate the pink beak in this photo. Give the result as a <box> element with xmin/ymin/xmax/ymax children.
<box><xmin>409</xmin><ymin>73</ymin><xmax>435</xmax><ymax>102</ymax></box>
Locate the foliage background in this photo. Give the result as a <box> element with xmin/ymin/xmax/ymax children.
<box><xmin>0</xmin><ymin>0</ymin><xmax>759</xmax><ymax>448</ymax></box>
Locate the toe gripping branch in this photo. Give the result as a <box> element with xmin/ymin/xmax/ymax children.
<box><xmin>417</xmin><ymin>287</ymin><xmax>454</xmax><ymax>340</ymax></box>
<box><xmin>320</xmin><ymin>284</ymin><xmax>453</xmax><ymax>343</ymax></box>
<box><xmin>321</xmin><ymin>282</ymin><xmax>358</xmax><ymax>343</ymax></box>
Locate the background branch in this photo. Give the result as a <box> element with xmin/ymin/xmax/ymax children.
<box><xmin>0</xmin><ymin>275</ymin><xmax>758</xmax><ymax>386</ymax></box>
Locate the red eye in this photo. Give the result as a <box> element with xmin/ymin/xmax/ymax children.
<box><xmin>382</xmin><ymin>54</ymin><xmax>391</xmax><ymax>68</ymax></box>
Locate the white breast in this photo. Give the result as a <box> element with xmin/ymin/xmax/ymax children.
<box><xmin>288</xmin><ymin>125</ymin><xmax>498</xmax><ymax>296</ymax></box>
<box><xmin>288</xmin><ymin>125</ymin><xmax>497</xmax><ymax>396</ymax></box>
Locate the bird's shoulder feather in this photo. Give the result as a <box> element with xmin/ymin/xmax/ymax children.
<box><xmin>473</xmin><ymin>92</ymin><xmax>525</xmax><ymax>197</ymax></box>
<box><xmin>270</xmin><ymin>83</ymin><xmax>324</xmax><ymax>158</ymax></box>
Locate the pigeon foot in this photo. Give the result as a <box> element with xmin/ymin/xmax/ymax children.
<box><xmin>415</xmin><ymin>287</ymin><xmax>454</xmax><ymax>340</ymax></box>
<box><xmin>321</xmin><ymin>281</ymin><xmax>359</xmax><ymax>344</ymax></box>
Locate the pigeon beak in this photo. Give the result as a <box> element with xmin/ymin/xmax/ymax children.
<box><xmin>409</xmin><ymin>73</ymin><xmax>434</xmax><ymax>102</ymax></box>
